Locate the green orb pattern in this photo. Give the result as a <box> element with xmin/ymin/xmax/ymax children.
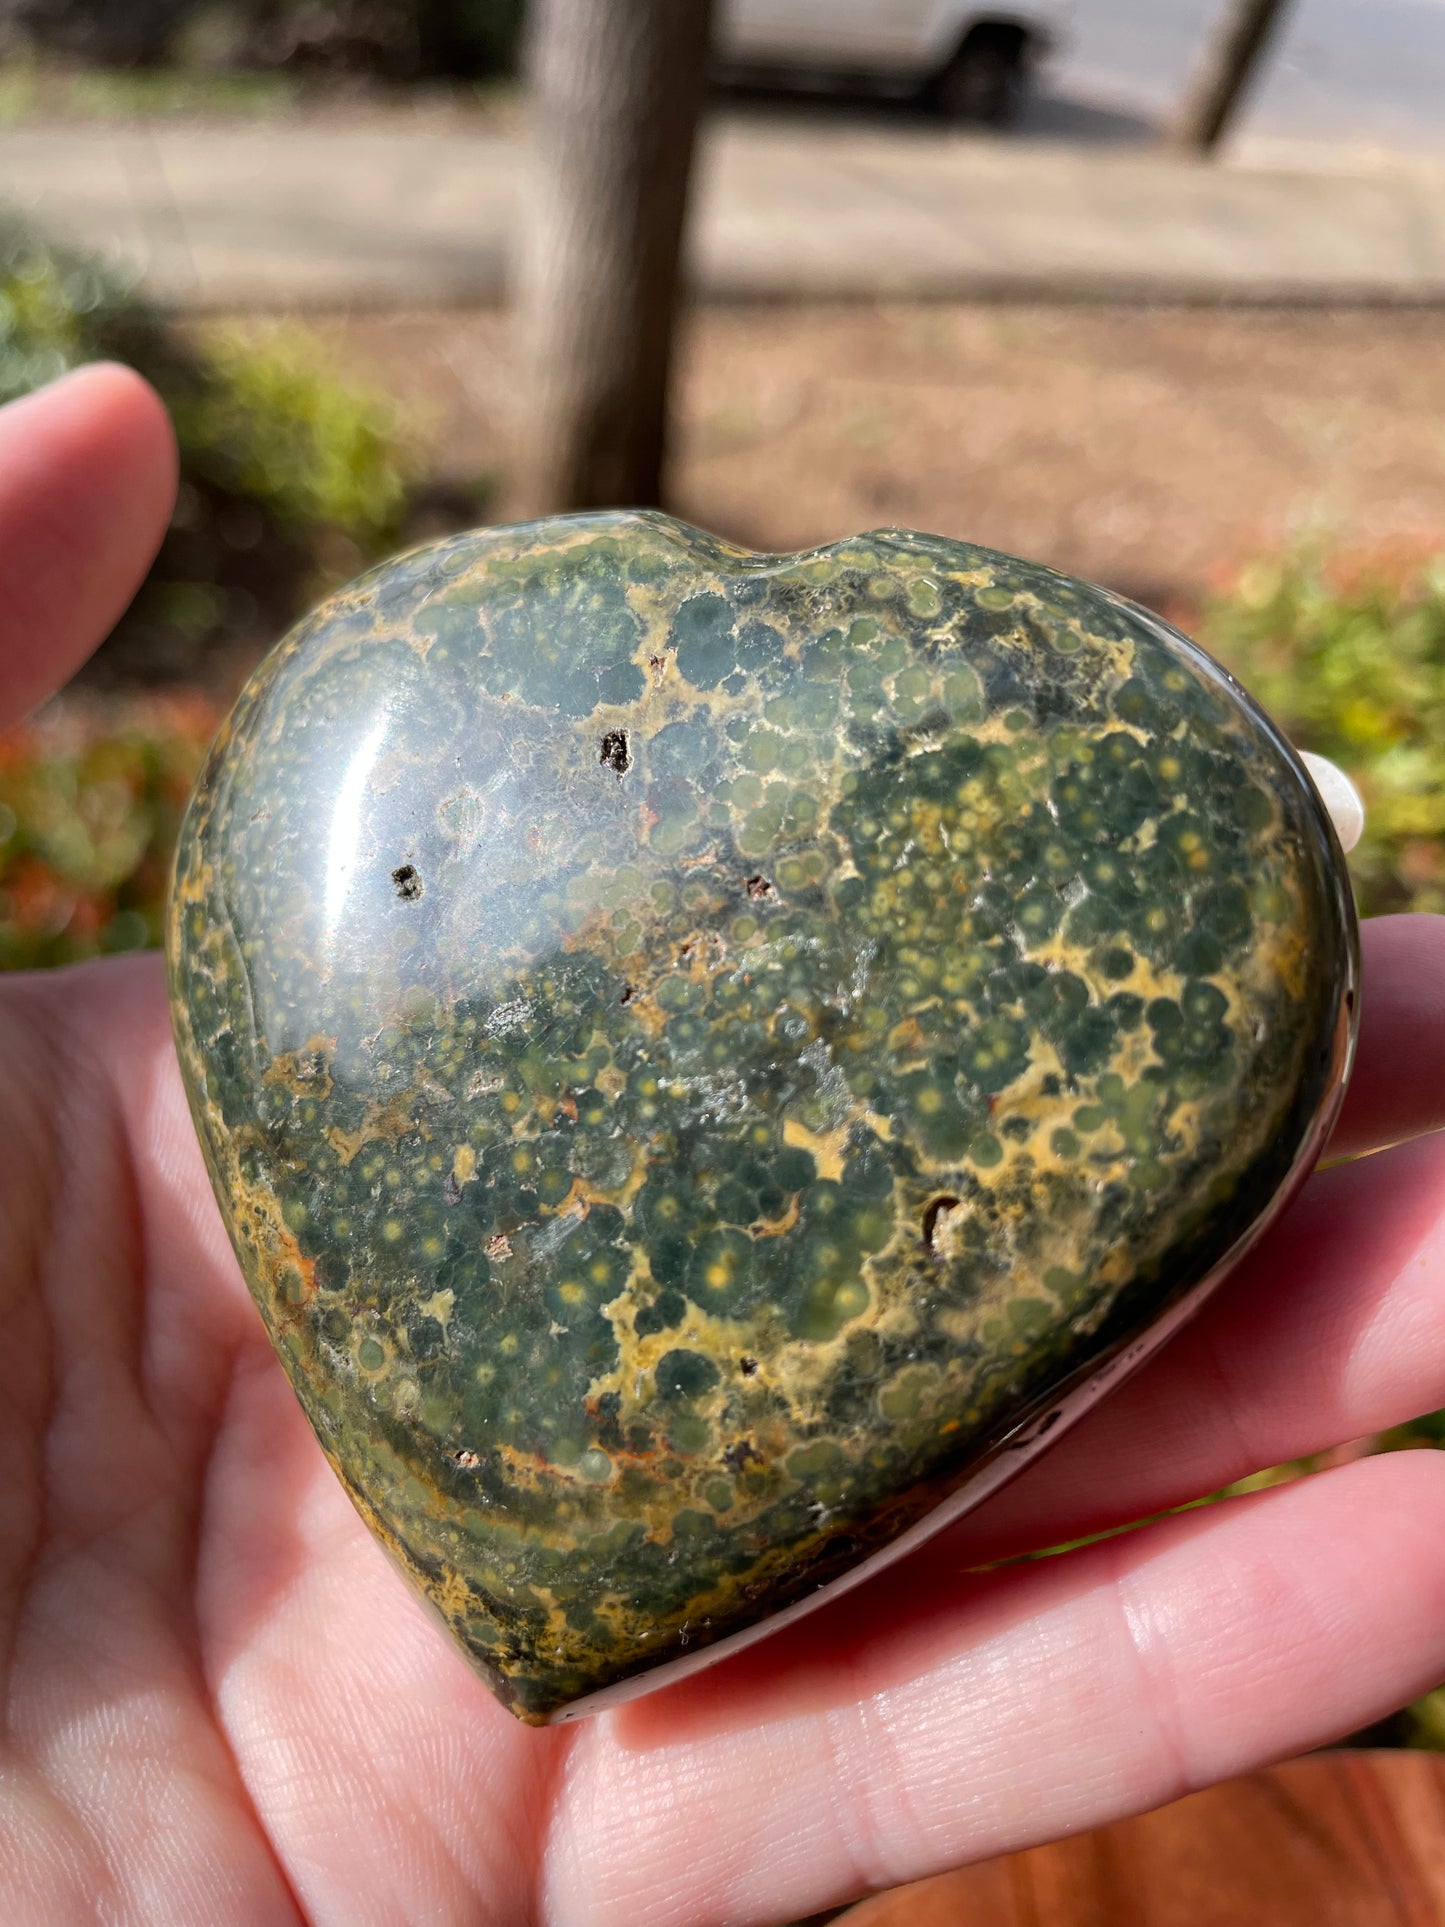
<box><xmin>168</xmin><ymin>512</ymin><xmax>1355</xmax><ymax>1722</ymax></box>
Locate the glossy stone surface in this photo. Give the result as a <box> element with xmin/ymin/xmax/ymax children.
<box><xmin>168</xmin><ymin>513</ymin><xmax>1356</xmax><ymax>1722</ymax></box>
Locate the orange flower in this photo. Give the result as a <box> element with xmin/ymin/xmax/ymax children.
<box><xmin>4</xmin><ymin>858</ymin><xmax>73</xmax><ymax>937</ymax></box>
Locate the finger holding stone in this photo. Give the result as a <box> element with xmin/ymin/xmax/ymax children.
<box><xmin>935</xmin><ymin>1128</ymin><xmax>1445</xmax><ymax>1567</ymax></box>
<box><xmin>557</xmin><ymin>1452</ymin><xmax>1445</xmax><ymax>1927</ymax></box>
<box><xmin>1329</xmin><ymin>913</ymin><xmax>1445</xmax><ymax>1161</ymax></box>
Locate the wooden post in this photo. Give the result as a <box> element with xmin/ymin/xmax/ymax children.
<box><xmin>1166</xmin><ymin>0</ymin><xmax>1294</xmax><ymax>154</ymax></box>
<box><xmin>512</xmin><ymin>0</ymin><xmax>715</xmax><ymax>515</ymax></box>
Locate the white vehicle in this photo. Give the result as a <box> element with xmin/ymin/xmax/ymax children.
<box><xmin>716</xmin><ymin>0</ymin><xmax>1070</xmax><ymax>123</ymax></box>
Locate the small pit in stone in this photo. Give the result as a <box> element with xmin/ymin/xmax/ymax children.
<box><xmin>391</xmin><ymin>863</ymin><xmax>423</xmax><ymax>901</ymax></box>
<box><xmin>739</xmin><ymin>1355</ymin><xmax>759</xmax><ymax>1377</ymax></box>
<box><xmin>921</xmin><ymin>1195</ymin><xmax>962</xmax><ymax>1254</ymax></box>
<box><xmin>744</xmin><ymin>874</ymin><xmax>774</xmax><ymax>900</ymax></box>
<box><xmin>599</xmin><ymin>729</ymin><xmax>630</xmax><ymax>776</ymax></box>
<box><xmin>619</xmin><ymin>984</ymin><xmax>636</xmax><ymax>1005</ymax></box>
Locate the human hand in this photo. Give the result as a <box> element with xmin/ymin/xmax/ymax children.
<box><xmin>5</xmin><ymin>366</ymin><xmax>1445</xmax><ymax>1927</ymax></box>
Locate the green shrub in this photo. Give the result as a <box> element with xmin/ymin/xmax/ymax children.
<box><xmin>1201</xmin><ymin>548</ymin><xmax>1445</xmax><ymax>917</ymax></box>
<box><xmin>6</xmin><ymin>0</ymin><xmax>194</xmax><ymax>67</ymax></box>
<box><xmin>1204</xmin><ymin>552</ymin><xmax>1445</xmax><ymax>1741</ymax></box>
<box><xmin>241</xmin><ymin>0</ymin><xmax>529</xmax><ymax>81</ymax></box>
<box><xmin>0</xmin><ymin>694</ymin><xmax>217</xmax><ymax>969</ymax></box>
<box><xmin>171</xmin><ymin>323</ymin><xmax>413</xmax><ymax>546</ymax></box>
<box><xmin>0</xmin><ymin>215</ymin><xmax>418</xmax><ymax>680</ymax></box>
<box><xmin>13</xmin><ymin>0</ymin><xmax>528</xmax><ymax>79</ymax></box>
<box><xmin>412</xmin><ymin>0</ymin><xmax>528</xmax><ymax>77</ymax></box>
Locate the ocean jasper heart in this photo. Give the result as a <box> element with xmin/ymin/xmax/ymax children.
<box><xmin>167</xmin><ymin>512</ymin><xmax>1357</xmax><ymax>1723</ymax></box>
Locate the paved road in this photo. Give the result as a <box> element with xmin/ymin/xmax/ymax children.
<box><xmin>1057</xmin><ymin>0</ymin><xmax>1445</xmax><ymax>157</ymax></box>
<box><xmin>10</xmin><ymin>111</ymin><xmax>1445</xmax><ymax>310</ymax></box>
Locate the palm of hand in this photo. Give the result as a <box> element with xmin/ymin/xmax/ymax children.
<box><xmin>3</xmin><ymin>368</ymin><xmax>1445</xmax><ymax>1927</ymax></box>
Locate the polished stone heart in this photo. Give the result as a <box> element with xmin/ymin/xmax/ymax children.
<box><xmin>168</xmin><ymin>513</ymin><xmax>1356</xmax><ymax>1722</ymax></box>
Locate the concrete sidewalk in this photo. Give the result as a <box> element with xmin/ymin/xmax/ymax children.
<box><xmin>9</xmin><ymin>112</ymin><xmax>1445</xmax><ymax>309</ymax></box>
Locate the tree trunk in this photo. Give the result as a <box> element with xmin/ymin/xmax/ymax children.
<box><xmin>1166</xmin><ymin>0</ymin><xmax>1294</xmax><ymax>154</ymax></box>
<box><xmin>512</xmin><ymin>0</ymin><xmax>715</xmax><ymax>515</ymax></box>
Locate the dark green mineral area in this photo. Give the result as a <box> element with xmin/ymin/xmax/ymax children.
<box><xmin>167</xmin><ymin>512</ymin><xmax>1356</xmax><ymax>1721</ymax></box>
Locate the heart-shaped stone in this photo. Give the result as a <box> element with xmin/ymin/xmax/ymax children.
<box><xmin>168</xmin><ymin>513</ymin><xmax>1356</xmax><ymax>1723</ymax></box>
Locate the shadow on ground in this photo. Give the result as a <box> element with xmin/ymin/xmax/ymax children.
<box><xmin>712</xmin><ymin>77</ymin><xmax>1156</xmax><ymax>145</ymax></box>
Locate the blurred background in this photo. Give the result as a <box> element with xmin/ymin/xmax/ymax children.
<box><xmin>3</xmin><ymin>0</ymin><xmax>1445</xmax><ymax>1819</ymax></box>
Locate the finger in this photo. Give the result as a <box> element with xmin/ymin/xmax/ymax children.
<box><xmin>0</xmin><ymin>363</ymin><xmax>177</xmax><ymax>729</ymax></box>
<box><xmin>554</xmin><ymin>1452</ymin><xmax>1445</xmax><ymax>1927</ymax></box>
<box><xmin>929</xmin><ymin>1128</ymin><xmax>1445</xmax><ymax>1566</ymax></box>
<box><xmin>198</xmin><ymin>1337</ymin><xmax>559</xmax><ymax>1925</ymax></box>
<box><xmin>1330</xmin><ymin>913</ymin><xmax>1445</xmax><ymax>1160</ymax></box>
<box><xmin>16</xmin><ymin>953</ymin><xmax>262</xmax><ymax>1456</ymax></box>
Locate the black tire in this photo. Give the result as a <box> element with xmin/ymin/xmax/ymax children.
<box><xmin>934</xmin><ymin>33</ymin><xmax>1026</xmax><ymax>126</ymax></box>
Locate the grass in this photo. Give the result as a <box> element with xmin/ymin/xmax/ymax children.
<box><xmin>0</xmin><ymin>53</ymin><xmax>302</xmax><ymax>123</ymax></box>
<box><xmin>0</xmin><ymin>49</ymin><xmax>522</xmax><ymax>127</ymax></box>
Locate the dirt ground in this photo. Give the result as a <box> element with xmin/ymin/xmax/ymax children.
<box><xmin>295</xmin><ymin>301</ymin><xmax>1445</xmax><ymax>624</ymax></box>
